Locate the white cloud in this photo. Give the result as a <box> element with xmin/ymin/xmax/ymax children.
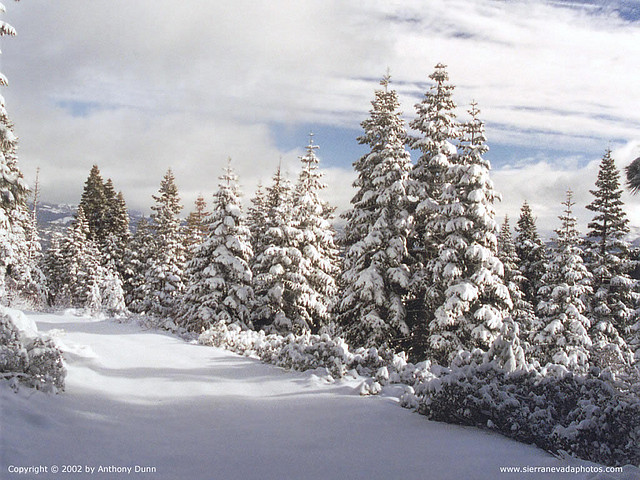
<box><xmin>0</xmin><ymin>0</ymin><xmax>638</xmax><ymax>225</ymax></box>
<box><xmin>493</xmin><ymin>140</ymin><xmax>640</xmax><ymax>238</ymax></box>
<box><xmin>16</xmin><ymin>105</ymin><xmax>299</xmax><ymax>213</ymax></box>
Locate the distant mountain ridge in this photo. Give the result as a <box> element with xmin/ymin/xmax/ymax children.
<box><xmin>34</xmin><ymin>202</ymin><xmax>145</xmax><ymax>249</ymax></box>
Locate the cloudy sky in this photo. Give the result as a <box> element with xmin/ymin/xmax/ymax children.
<box><xmin>2</xmin><ymin>0</ymin><xmax>640</xmax><ymax>237</ymax></box>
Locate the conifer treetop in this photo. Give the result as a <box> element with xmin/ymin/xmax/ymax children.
<box><xmin>587</xmin><ymin>148</ymin><xmax>629</xmax><ymax>245</ymax></box>
<box><xmin>409</xmin><ymin>62</ymin><xmax>459</xmax><ymax>151</ymax></box>
<box><xmin>344</xmin><ymin>72</ymin><xmax>409</xmax><ymax>248</ymax></box>
<box><xmin>515</xmin><ymin>201</ymin><xmax>541</xmax><ymax>242</ymax></box>
<box><xmin>556</xmin><ymin>189</ymin><xmax>580</xmax><ymax>246</ymax></box>
<box><xmin>151</xmin><ymin>168</ymin><xmax>183</xmax><ymax>222</ymax></box>
<box><xmin>78</xmin><ymin>165</ymin><xmax>107</xmax><ymax>240</ymax></box>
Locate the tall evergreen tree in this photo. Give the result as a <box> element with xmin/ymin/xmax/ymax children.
<box><xmin>0</xmin><ymin>5</ymin><xmax>43</xmax><ymax>306</ymax></box>
<box><xmin>250</xmin><ymin>165</ymin><xmax>299</xmax><ymax>331</ymax></box>
<box><xmin>78</xmin><ymin>165</ymin><xmax>107</xmax><ymax>243</ymax></box>
<box><xmin>96</xmin><ymin>186</ymin><xmax>129</xmax><ymax>316</ymax></box>
<box><xmin>535</xmin><ymin>190</ymin><xmax>593</xmax><ymax>372</ymax></box>
<box><xmin>337</xmin><ymin>74</ymin><xmax>412</xmax><ymax>348</ymax></box>
<box><xmin>56</xmin><ymin>206</ymin><xmax>103</xmax><ymax>311</ymax></box>
<box><xmin>9</xmin><ymin>187</ymin><xmax>47</xmax><ymax>306</ymax></box>
<box><xmin>289</xmin><ymin>136</ymin><xmax>340</xmax><ymax>334</ymax></box>
<box><xmin>497</xmin><ymin>215</ymin><xmax>537</xmax><ymax>355</ymax></box>
<box><xmin>103</xmin><ymin>178</ymin><xmax>117</xmax><ymax>216</ymax></box>
<box><xmin>102</xmin><ymin>187</ymin><xmax>130</xmax><ymax>275</ymax></box>
<box><xmin>46</xmin><ymin>206</ymin><xmax>126</xmax><ymax>314</ymax></box>
<box><xmin>247</xmin><ymin>182</ymin><xmax>268</xmax><ymax>270</ymax></box>
<box><xmin>584</xmin><ymin>149</ymin><xmax>635</xmax><ymax>370</ymax></box>
<box><xmin>101</xmin><ymin>178</ymin><xmax>117</xmax><ymax>252</ymax></box>
<box><xmin>78</xmin><ymin>167</ymin><xmax>131</xmax><ymax>278</ymax></box>
<box><xmin>0</xmin><ymin>4</ymin><xmax>20</xmax><ymax>212</ymax></box>
<box><xmin>122</xmin><ymin>217</ymin><xmax>155</xmax><ymax>313</ymax></box>
<box><xmin>145</xmin><ymin>169</ymin><xmax>185</xmax><ymax>320</ymax></box>
<box><xmin>179</xmin><ymin>162</ymin><xmax>254</xmax><ymax>332</ymax></box>
<box><xmin>498</xmin><ymin>216</ymin><xmax>526</xmax><ymax>311</ymax></box>
<box><xmin>514</xmin><ymin>201</ymin><xmax>546</xmax><ymax>306</ymax></box>
<box><xmin>406</xmin><ymin>63</ymin><xmax>461</xmax><ymax>339</ymax></box>
<box><xmin>252</xmin><ymin>139</ymin><xmax>339</xmax><ymax>336</ymax></box>
<box><xmin>420</xmin><ymin>102</ymin><xmax>511</xmax><ymax>365</ymax></box>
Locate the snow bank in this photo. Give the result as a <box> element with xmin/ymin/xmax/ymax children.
<box><xmin>8</xmin><ymin>312</ymin><xmax>611</xmax><ymax>480</ymax></box>
<box><xmin>0</xmin><ymin>306</ymin><xmax>66</xmax><ymax>392</ymax></box>
<box><xmin>3</xmin><ymin>307</ymin><xmax>38</xmax><ymax>339</ymax></box>
<box><xmin>402</xmin><ymin>350</ymin><xmax>640</xmax><ymax>470</ymax></box>
<box><xmin>199</xmin><ymin>320</ymin><xmax>640</xmax><ymax>470</ymax></box>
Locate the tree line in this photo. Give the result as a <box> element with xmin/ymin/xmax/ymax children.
<box><xmin>1</xmin><ymin>55</ymin><xmax>639</xmax><ymax>374</ymax></box>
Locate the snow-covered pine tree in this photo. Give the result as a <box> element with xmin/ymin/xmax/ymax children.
<box><xmin>337</xmin><ymin>74</ymin><xmax>412</xmax><ymax>349</ymax></box>
<box><xmin>101</xmin><ymin>185</ymin><xmax>131</xmax><ymax>280</ymax></box>
<box><xmin>288</xmin><ymin>135</ymin><xmax>340</xmax><ymax>334</ymax></box>
<box><xmin>49</xmin><ymin>206</ymin><xmax>126</xmax><ymax>315</ymax></box>
<box><xmin>341</xmin><ymin>69</ymin><xmax>399</xmax><ymax>250</ymax></box>
<box><xmin>100</xmin><ymin>178</ymin><xmax>118</xmax><ymax>261</ymax></box>
<box><xmin>420</xmin><ymin>102</ymin><xmax>511</xmax><ymax>365</ymax></box>
<box><xmin>78</xmin><ymin>168</ymin><xmax>130</xmax><ymax>278</ymax></box>
<box><xmin>94</xmin><ymin>180</ymin><xmax>129</xmax><ymax>316</ymax></box>
<box><xmin>0</xmin><ymin>4</ymin><xmax>20</xmax><ymax>214</ymax></box>
<box><xmin>497</xmin><ymin>215</ymin><xmax>537</xmax><ymax>355</ymax></box>
<box><xmin>247</xmin><ymin>182</ymin><xmax>268</xmax><ymax>270</ymax></box>
<box><xmin>144</xmin><ymin>169</ymin><xmax>185</xmax><ymax>320</ymax></box>
<box><xmin>498</xmin><ymin>216</ymin><xmax>527</xmax><ymax>311</ymax></box>
<box><xmin>55</xmin><ymin>206</ymin><xmax>103</xmax><ymax>311</ymax></box>
<box><xmin>100</xmin><ymin>268</ymin><xmax>127</xmax><ymax>316</ymax></box>
<box><xmin>0</xmin><ymin>6</ymin><xmax>51</xmax><ymax>347</ymax></box>
<box><xmin>514</xmin><ymin>201</ymin><xmax>546</xmax><ymax>307</ymax></box>
<box><xmin>103</xmin><ymin>178</ymin><xmax>117</xmax><ymax>216</ymax></box>
<box><xmin>535</xmin><ymin>190</ymin><xmax>593</xmax><ymax>372</ymax></box>
<box><xmin>9</xmin><ymin>191</ymin><xmax>47</xmax><ymax>307</ymax></box>
<box><xmin>0</xmin><ymin>5</ymin><xmax>45</xmax><ymax>307</ymax></box>
<box><xmin>114</xmin><ymin>192</ymin><xmax>130</xmax><ymax>251</ymax></box>
<box><xmin>78</xmin><ymin>165</ymin><xmax>107</xmax><ymax>243</ymax></box>
<box><xmin>406</xmin><ymin>63</ymin><xmax>461</xmax><ymax>342</ymax></box>
<box><xmin>250</xmin><ymin>165</ymin><xmax>300</xmax><ymax>331</ymax></box>
<box><xmin>184</xmin><ymin>194</ymin><xmax>209</xmax><ymax>258</ymax></box>
<box><xmin>584</xmin><ymin>149</ymin><xmax>636</xmax><ymax>371</ymax></box>
<box><xmin>122</xmin><ymin>217</ymin><xmax>155</xmax><ymax>313</ymax></box>
<box><xmin>179</xmin><ymin>161</ymin><xmax>254</xmax><ymax>332</ymax></box>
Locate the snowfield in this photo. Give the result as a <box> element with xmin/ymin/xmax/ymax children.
<box><xmin>1</xmin><ymin>312</ymin><xmax>637</xmax><ymax>480</ymax></box>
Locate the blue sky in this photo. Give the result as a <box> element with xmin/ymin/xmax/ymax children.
<box><xmin>1</xmin><ymin>0</ymin><xmax>640</xmax><ymax>235</ymax></box>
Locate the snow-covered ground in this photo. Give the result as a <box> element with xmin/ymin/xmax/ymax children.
<box><xmin>1</xmin><ymin>312</ymin><xmax>636</xmax><ymax>480</ymax></box>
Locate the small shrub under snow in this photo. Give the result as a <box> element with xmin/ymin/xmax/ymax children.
<box><xmin>198</xmin><ymin>321</ymin><xmax>413</xmax><ymax>389</ymax></box>
<box><xmin>0</xmin><ymin>306</ymin><xmax>66</xmax><ymax>393</ymax></box>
